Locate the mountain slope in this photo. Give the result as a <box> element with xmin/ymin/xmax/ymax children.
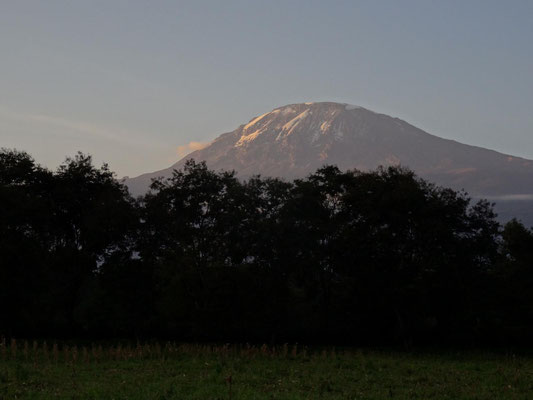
<box><xmin>127</xmin><ymin>102</ymin><xmax>533</xmax><ymax>203</ymax></box>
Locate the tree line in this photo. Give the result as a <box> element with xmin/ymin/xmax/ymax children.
<box><xmin>1</xmin><ymin>148</ymin><xmax>533</xmax><ymax>346</ymax></box>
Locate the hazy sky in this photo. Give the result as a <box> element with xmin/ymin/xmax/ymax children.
<box><xmin>1</xmin><ymin>1</ymin><xmax>532</xmax><ymax>177</ymax></box>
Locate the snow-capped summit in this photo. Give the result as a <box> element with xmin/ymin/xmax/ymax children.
<box><xmin>234</xmin><ymin>102</ymin><xmax>375</xmax><ymax>148</ymax></box>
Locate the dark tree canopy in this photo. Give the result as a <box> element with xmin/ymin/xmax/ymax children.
<box><xmin>1</xmin><ymin>149</ymin><xmax>533</xmax><ymax>346</ymax></box>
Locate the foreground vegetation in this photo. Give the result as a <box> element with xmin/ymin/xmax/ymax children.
<box><xmin>1</xmin><ymin>341</ymin><xmax>532</xmax><ymax>399</ymax></box>
<box><xmin>3</xmin><ymin>149</ymin><xmax>533</xmax><ymax>345</ymax></box>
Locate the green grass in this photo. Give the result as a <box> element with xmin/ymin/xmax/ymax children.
<box><xmin>1</xmin><ymin>342</ymin><xmax>533</xmax><ymax>399</ymax></box>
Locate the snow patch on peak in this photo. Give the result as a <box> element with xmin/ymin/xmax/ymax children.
<box><xmin>344</xmin><ymin>104</ymin><xmax>362</xmax><ymax>111</ymax></box>
<box><xmin>305</xmin><ymin>102</ymin><xmax>314</xmax><ymax>105</ymax></box>
<box><xmin>281</xmin><ymin>107</ymin><xmax>296</xmax><ymax>115</ymax></box>
<box><xmin>282</xmin><ymin>109</ymin><xmax>310</xmax><ymax>134</ymax></box>
<box><xmin>244</xmin><ymin>112</ymin><xmax>268</xmax><ymax>131</ymax></box>
<box><xmin>235</xmin><ymin>129</ymin><xmax>263</xmax><ymax>147</ymax></box>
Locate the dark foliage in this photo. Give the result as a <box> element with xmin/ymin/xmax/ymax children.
<box><xmin>1</xmin><ymin>149</ymin><xmax>533</xmax><ymax>345</ymax></box>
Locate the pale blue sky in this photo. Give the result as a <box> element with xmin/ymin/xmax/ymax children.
<box><xmin>1</xmin><ymin>0</ymin><xmax>532</xmax><ymax>177</ymax></box>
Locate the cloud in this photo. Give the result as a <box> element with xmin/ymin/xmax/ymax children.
<box><xmin>177</xmin><ymin>141</ymin><xmax>209</xmax><ymax>158</ymax></box>
<box><xmin>0</xmin><ymin>104</ymin><xmax>160</xmax><ymax>149</ymax></box>
<box><xmin>481</xmin><ymin>194</ymin><xmax>533</xmax><ymax>201</ymax></box>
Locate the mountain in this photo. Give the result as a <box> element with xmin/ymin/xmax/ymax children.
<box><xmin>126</xmin><ymin>102</ymin><xmax>533</xmax><ymax>224</ymax></box>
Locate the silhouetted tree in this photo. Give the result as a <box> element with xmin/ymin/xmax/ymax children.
<box><xmin>3</xmin><ymin>150</ymin><xmax>530</xmax><ymax>346</ymax></box>
<box><xmin>0</xmin><ymin>149</ymin><xmax>54</xmax><ymax>335</ymax></box>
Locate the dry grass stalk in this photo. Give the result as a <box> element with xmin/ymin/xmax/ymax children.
<box><xmin>330</xmin><ymin>347</ymin><xmax>336</xmax><ymax>359</ymax></box>
<box><xmin>63</xmin><ymin>345</ymin><xmax>70</xmax><ymax>364</ymax></box>
<box><xmin>291</xmin><ymin>343</ymin><xmax>298</xmax><ymax>358</ymax></box>
<box><xmin>42</xmin><ymin>341</ymin><xmax>49</xmax><ymax>362</ymax></box>
<box><xmin>0</xmin><ymin>337</ymin><xmax>6</xmax><ymax>360</ymax></box>
<box><xmin>116</xmin><ymin>344</ymin><xmax>123</xmax><ymax>361</ymax></box>
<box><xmin>282</xmin><ymin>343</ymin><xmax>288</xmax><ymax>358</ymax></box>
<box><xmin>125</xmin><ymin>344</ymin><xmax>133</xmax><ymax>360</ymax></box>
<box><xmin>136</xmin><ymin>341</ymin><xmax>143</xmax><ymax>359</ymax></box>
<box><xmin>52</xmin><ymin>343</ymin><xmax>59</xmax><ymax>363</ymax></box>
<box><xmin>23</xmin><ymin>340</ymin><xmax>29</xmax><ymax>360</ymax></box>
<box><xmin>32</xmin><ymin>340</ymin><xmax>38</xmax><ymax>364</ymax></box>
<box><xmin>82</xmin><ymin>346</ymin><xmax>89</xmax><ymax>363</ymax></box>
<box><xmin>97</xmin><ymin>344</ymin><xmax>103</xmax><ymax>361</ymax></box>
<box><xmin>91</xmin><ymin>344</ymin><xmax>98</xmax><ymax>362</ymax></box>
<box><xmin>10</xmin><ymin>338</ymin><xmax>17</xmax><ymax>360</ymax></box>
<box><xmin>72</xmin><ymin>346</ymin><xmax>78</xmax><ymax>363</ymax></box>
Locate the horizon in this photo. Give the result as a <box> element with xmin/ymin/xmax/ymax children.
<box><xmin>6</xmin><ymin>100</ymin><xmax>533</xmax><ymax>180</ymax></box>
<box><xmin>1</xmin><ymin>1</ymin><xmax>533</xmax><ymax>177</ymax></box>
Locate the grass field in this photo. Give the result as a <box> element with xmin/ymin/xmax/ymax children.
<box><xmin>1</xmin><ymin>341</ymin><xmax>532</xmax><ymax>399</ymax></box>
